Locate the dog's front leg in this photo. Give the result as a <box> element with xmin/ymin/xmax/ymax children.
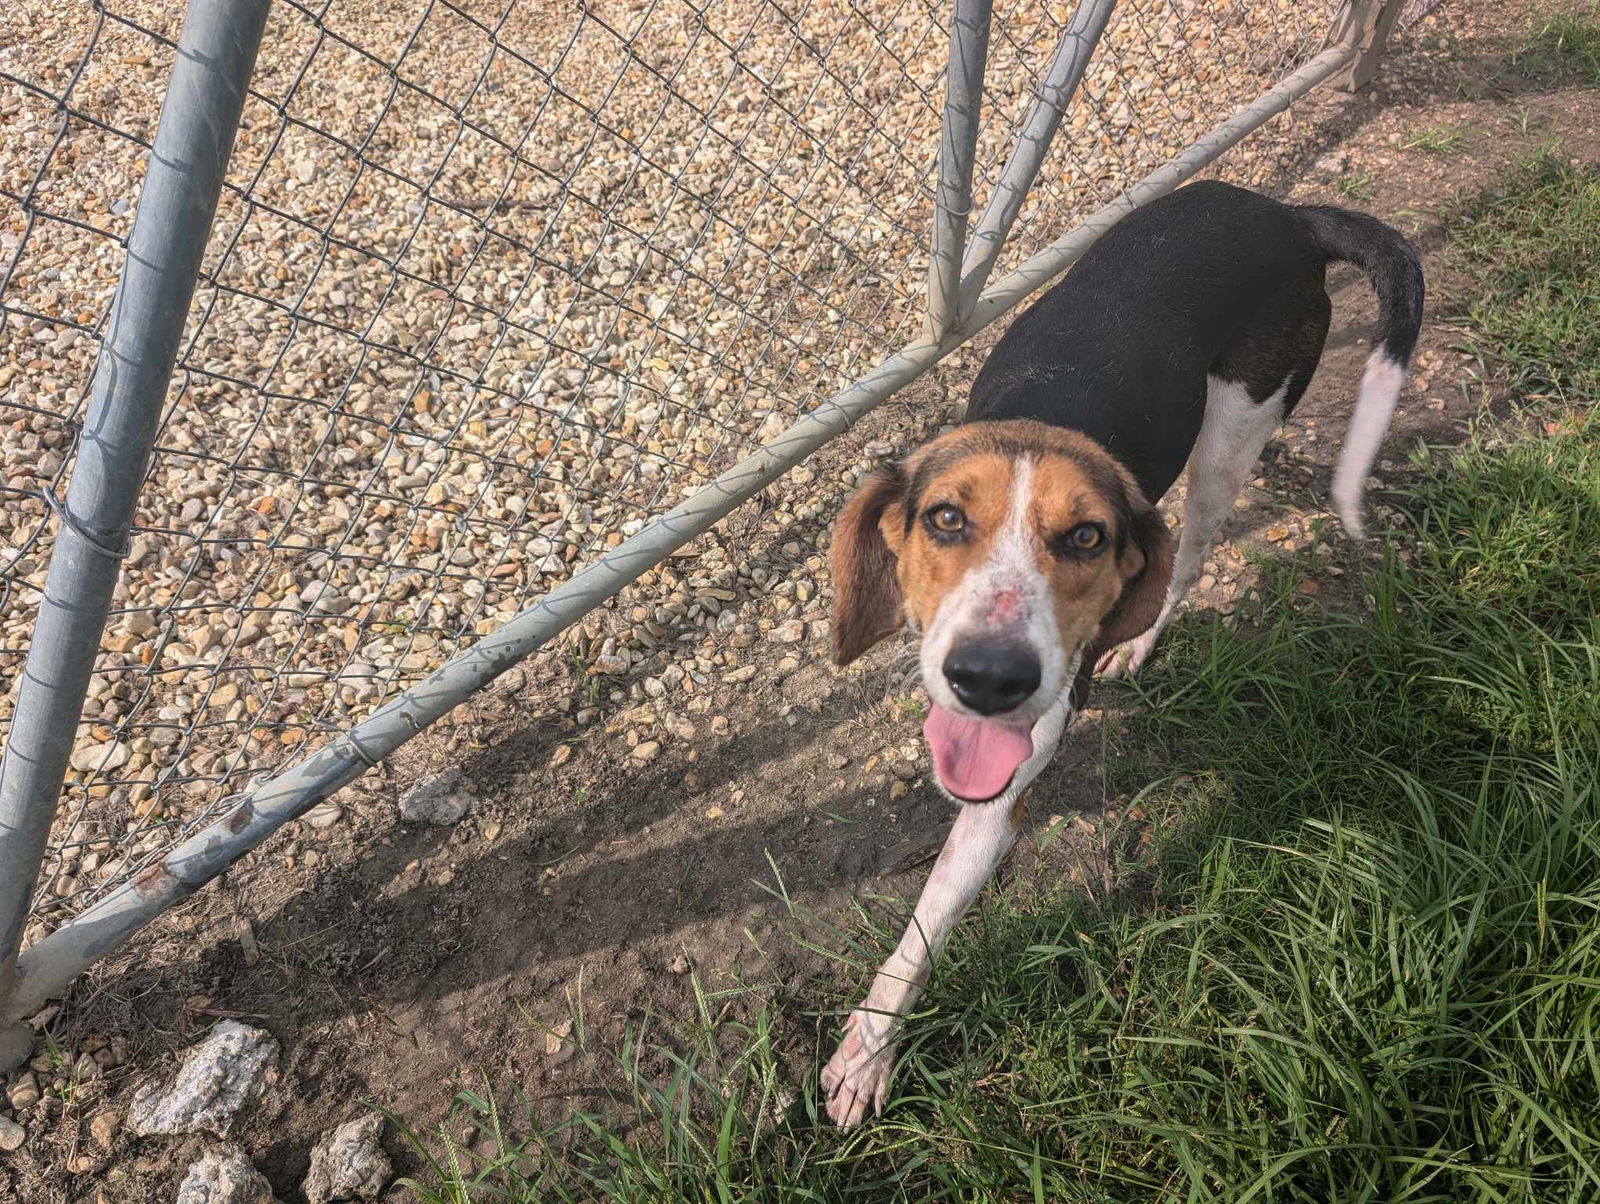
<box><xmin>820</xmin><ymin>797</ymin><xmax>1023</xmax><ymax>1126</ymax></box>
<box><xmin>820</xmin><ymin>691</ymin><xmax>1072</xmax><ymax>1127</ymax></box>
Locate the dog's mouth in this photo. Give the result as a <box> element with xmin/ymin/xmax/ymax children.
<box><xmin>923</xmin><ymin>703</ymin><xmax>1034</xmax><ymax>803</ymax></box>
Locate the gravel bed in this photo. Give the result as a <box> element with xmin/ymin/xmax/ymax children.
<box><xmin>0</xmin><ymin>0</ymin><xmax>1340</xmax><ymax>941</ymax></box>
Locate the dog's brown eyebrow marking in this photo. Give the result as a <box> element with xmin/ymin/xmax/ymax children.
<box><xmin>1048</xmin><ymin>450</ymin><xmax>1134</xmax><ymax>553</ymax></box>
<box><xmin>902</xmin><ymin>433</ymin><xmax>1036</xmax><ymax>532</ymax></box>
<box><xmin>904</xmin><ymin>445</ymin><xmax>983</xmax><ymax>533</ymax></box>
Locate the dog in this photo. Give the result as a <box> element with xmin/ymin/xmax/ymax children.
<box><xmin>819</xmin><ymin>180</ymin><xmax>1423</xmax><ymax>1126</ymax></box>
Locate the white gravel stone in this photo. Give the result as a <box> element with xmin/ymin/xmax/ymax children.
<box><xmin>303</xmin><ymin>802</ymin><xmax>344</xmax><ymax>830</ymax></box>
<box><xmin>176</xmin><ymin>1144</ymin><xmax>282</xmax><ymax>1204</ymax></box>
<box><xmin>7</xmin><ymin>1072</ymin><xmax>39</xmax><ymax>1110</ymax></box>
<box><xmin>69</xmin><ymin>740</ymin><xmax>132</xmax><ymax>773</ymax></box>
<box><xmin>127</xmin><ymin>1021</ymin><xmax>279</xmax><ymax>1138</ymax></box>
<box><xmin>302</xmin><ymin>1114</ymin><xmax>391</xmax><ymax>1204</ymax></box>
<box><xmin>398</xmin><ymin>768</ymin><xmax>474</xmax><ymax>825</ymax></box>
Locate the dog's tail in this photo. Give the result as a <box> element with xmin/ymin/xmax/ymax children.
<box><xmin>1297</xmin><ymin>205</ymin><xmax>1425</xmax><ymax>538</ymax></box>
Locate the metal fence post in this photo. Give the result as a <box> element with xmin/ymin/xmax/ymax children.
<box><xmin>958</xmin><ymin>0</ymin><xmax>1117</xmax><ymax>317</ymax></box>
<box><xmin>926</xmin><ymin>0</ymin><xmax>992</xmax><ymax>340</ymax></box>
<box><xmin>1330</xmin><ymin>0</ymin><xmax>1408</xmax><ymax>91</ymax></box>
<box><xmin>0</xmin><ymin>0</ymin><xmax>270</xmax><ymax>1066</ymax></box>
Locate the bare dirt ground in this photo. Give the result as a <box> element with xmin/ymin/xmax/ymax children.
<box><xmin>8</xmin><ymin>2</ymin><xmax>1600</xmax><ymax>1200</ymax></box>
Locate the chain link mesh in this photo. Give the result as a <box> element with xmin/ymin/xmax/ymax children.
<box><xmin>2</xmin><ymin>0</ymin><xmax>1356</xmax><ymax>944</ymax></box>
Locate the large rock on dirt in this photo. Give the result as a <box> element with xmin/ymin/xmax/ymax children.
<box><xmin>398</xmin><ymin>767</ymin><xmax>474</xmax><ymax>825</ymax></box>
<box><xmin>176</xmin><ymin>1144</ymin><xmax>282</xmax><ymax>1204</ymax></box>
<box><xmin>128</xmin><ymin>1020</ymin><xmax>279</xmax><ymax>1137</ymax></box>
<box><xmin>302</xmin><ymin>1113</ymin><xmax>391</xmax><ymax>1203</ymax></box>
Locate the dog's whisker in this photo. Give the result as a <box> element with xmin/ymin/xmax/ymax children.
<box><xmin>884</xmin><ymin>651</ymin><xmax>925</xmax><ymax>701</ymax></box>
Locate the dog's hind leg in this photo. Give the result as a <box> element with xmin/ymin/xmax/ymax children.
<box><xmin>1099</xmin><ymin>282</ymin><xmax>1330</xmax><ymax>679</ymax></box>
<box><xmin>1098</xmin><ymin>376</ymin><xmax>1286</xmax><ymax>678</ymax></box>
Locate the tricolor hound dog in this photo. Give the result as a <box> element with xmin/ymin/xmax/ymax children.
<box><xmin>820</xmin><ymin>180</ymin><xmax>1423</xmax><ymax>1126</ymax></box>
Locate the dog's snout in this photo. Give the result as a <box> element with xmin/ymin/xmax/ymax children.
<box><xmin>943</xmin><ymin>641</ymin><xmax>1041</xmax><ymax>716</ymax></box>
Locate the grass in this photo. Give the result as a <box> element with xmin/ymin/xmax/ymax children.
<box><xmin>1400</xmin><ymin>123</ymin><xmax>1475</xmax><ymax>157</ymax></box>
<box><xmin>1448</xmin><ymin>152</ymin><xmax>1600</xmax><ymax>404</ymax></box>
<box><xmin>1514</xmin><ymin>6</ymin><xmax>1600</xmax><ymax>84</ymax></box>
<box><xmin>1336</xmin><ymin>169</ymin><xmax>1377</xmax><ymax>202</ymax></box>
<box><xmin>390</xmin><ymin>161</ymin><xmax>1600</xmax><ymax>1201</ymax></box>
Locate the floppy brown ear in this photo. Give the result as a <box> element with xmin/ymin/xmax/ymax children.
<box><xmin>1087</xmin><ymin>498</ymin><xmax>1172</xmax><ymax>659</ymax></box>
<box><xmin>829</xmin><ymin>466</ymin><xmax>906</xmax><ymax>665</ymax></box>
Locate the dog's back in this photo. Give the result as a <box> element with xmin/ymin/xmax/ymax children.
<box><xmin>966</xmin><ymin>180</ymin><xmax>1423</xmax><ymax>531</ymax></box>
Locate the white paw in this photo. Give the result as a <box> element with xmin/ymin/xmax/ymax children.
<box><xmin>1095</xmin><ymin>630</ymin><xmax>1160</xmax><ymax>679</ymax></box>
<box><xmin>820</xmin><ymin>1009</ymin><xmax>896</xmax><ymax>1127</ymax></box>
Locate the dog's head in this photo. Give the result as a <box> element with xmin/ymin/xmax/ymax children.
<box><xmin>830</xmin><ymin>420</ymin><xmax>1172</xmax><ymax>803</ymax></box>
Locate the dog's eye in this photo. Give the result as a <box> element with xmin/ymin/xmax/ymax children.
<box><xmin>1055</xmin><ymin>522</ymin><xmax>1107</xmax><ymax>556</ymax></box>
<box><xmin>924</xmin><ymin>504</ymin><xmax>967</xmax><ymax>536</ymax></box>
<box><xmin>1069</xmin><ymin>523</ymin><xmax>1104</xmax><ymax>549</ymax></box>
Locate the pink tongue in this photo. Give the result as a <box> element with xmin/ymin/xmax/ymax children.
<box><xmin>923</xmin><ymin>704</ymin><xmax>1034</xmax><ymax>801</ymax></box>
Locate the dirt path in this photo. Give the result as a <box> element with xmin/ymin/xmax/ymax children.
<box><xmin>11</xmin><ymin>3</ymin><xmax>1600</xmax><ymax>1200</ymax></box>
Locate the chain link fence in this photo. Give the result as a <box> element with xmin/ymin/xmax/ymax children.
<box><xmin>0</xmin><ymin>0</ymin><xmax>1424</xmax><ymax>1028</ymax></box>
<box><xmin>1401</xmin><ymin>0</ymin><xmax>1448</xmax><ymax>26</ymax></box>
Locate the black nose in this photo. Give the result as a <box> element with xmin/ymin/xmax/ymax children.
<box><xmin>943</xmin><ymin>641</ymin><xmax>1041</xmax><ymax>716</ymax></box>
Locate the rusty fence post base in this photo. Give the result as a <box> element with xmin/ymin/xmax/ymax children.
<box><xmin>1331</xmin><ymin>0</ymin><xmax>1408</xmax><ymax>92</ymax></box>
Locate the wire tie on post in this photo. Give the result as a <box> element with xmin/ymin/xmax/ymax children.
<box><xmin>41</xmin><ymin>487</ymin><xmax>134</xmax><ymax>561</ymax></box>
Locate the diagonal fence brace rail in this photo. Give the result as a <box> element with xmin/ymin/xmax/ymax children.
<box><xmin>4</xmin><ymin>33</ymin><xmax>1360</xmax><ymax>1023</ymax></box>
